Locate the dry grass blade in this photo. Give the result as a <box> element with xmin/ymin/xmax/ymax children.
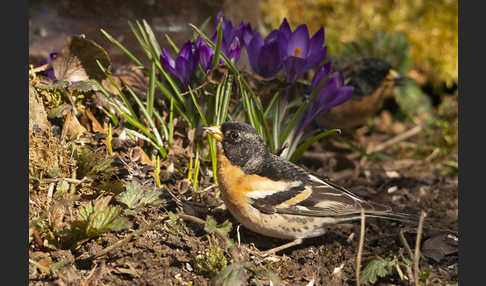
<box><xmin>356</xmin><ymin>208</ymin><xmax>365</xmax><ymax>286</ymax></box>
<box><xmin>414</xmin><ymin>211</ymin><xmax>426</xmax><ymax>285</ymax></box>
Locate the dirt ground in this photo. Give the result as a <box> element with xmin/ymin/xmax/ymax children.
<box><xmin>28</xmin><ymin>81</ymin><xmax>458</xmax><ymax>285</ymax></box>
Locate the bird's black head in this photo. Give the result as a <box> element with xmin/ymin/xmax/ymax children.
<box><xmin>219</xmin><ymin>121</ymin><xmax>268</xmax><ymax>173</ymax></box>
<box><xmin>359</xmin><ymin>58</ymin><xmax>393</xmax><ymax>82</ymax></box>
<box><xmin>336</xmin><ymin>57</ymin><xmax>396</xmax><ymax>99</ymax></box>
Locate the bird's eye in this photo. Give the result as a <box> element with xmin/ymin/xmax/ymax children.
<box><xmin>229</xmin><ymin>130</ymin><xmax>239</xmax><ymax>141</ymax></box>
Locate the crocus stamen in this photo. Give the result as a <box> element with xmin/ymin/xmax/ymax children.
<box><xmin>294</xmin><ymin>47</ymin><xmax>302</xmax><ymax>57</ymax></box>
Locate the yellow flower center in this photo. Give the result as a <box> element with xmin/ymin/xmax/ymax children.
<box><xmin>294</xmin><ymin>47</ymin><xmax>302</xmax><ymax>57</ymax></box>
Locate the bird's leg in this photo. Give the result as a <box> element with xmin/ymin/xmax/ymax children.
<box><xmin>262</xmin><ymin>238</ymin><xmax>304</xmax><ymax>256</ymax></box>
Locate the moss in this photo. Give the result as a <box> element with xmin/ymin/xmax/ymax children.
<box><xmin>193</xmin><ymin>237</ymin><xmax>228</xmax><ymax>278</ymax></box>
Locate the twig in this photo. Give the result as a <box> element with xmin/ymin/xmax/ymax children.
<box><xmin>348</xmin><ymin>125</ymin><xmax>422</xmax><ymax>160</ymax></box>
<box><xmin>88</xmin><ymin>215</ymin><xmax>168</xmax><ymax>260</ymax></box>
<box><xmin>414</xmin><ymin>211</ymin><xmax>426</xmax><ymax>285</ymax></box>
<box><xmin>42</xmin><ymin>177</ymin><xmax>87</xmax><ymax>184</ymax></box>
<box><xmin>356</xmin><ymin>208</ymin><xmax>366</xmax><ymax>286</ymax></box>
<box><xmin>178</xmin><ymin>213</ymin><xmax>229</xmax><ymax>244</ymax></box>
<box><xmin>301</xmin><ymin>151</ymin><xmax>335</xmax><ymax>161</ymax></box>
<box><xmin>399</xmin><ymin>228</ymin><xmax>414</xmax><ymax>261</ymax></box>
<box><xmin>372</xmin><ymin>125</ymin><xmax>423</xmax><ymax>154</ymax></box>
<box><xmin>178</xmin><ymin>81</ymin><xmax>208</xmax><ymax>96</ymax></box>
<box><xmin>399</xmin><ymin>248</ymin><xmax>414</xmax><ymax>284</ymax></box>
<box><xmin>395</xmin><ymin>262</ymin><xmax>405</xmax><ymax>281</ymax></box>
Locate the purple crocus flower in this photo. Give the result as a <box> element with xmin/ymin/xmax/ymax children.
<box><xmin>235</xmin><ymin>20</ymin><xmax>255</xmax><ymax>48</ymax></box>
<box><xmin>195</xmin><ymin>36</ymin><xmax>214</xmax><ymax>73</ymax></box>
<box><xmin>278</xmin><ymin>19</ymin><xmax>327</xmax><ymax>83</ymax></box>
<box><xmin>280</xmin><ymin>64</ymin><xmax>353</xmax><ymax>159</ymax></box>
<box><xmin>246</xmin><ymin>30</ymin><xmax>283</xmax><ymax>78</ymax></box>
<box><xmin>40</xmin><ymin>52</ymin><xmax>59</xmax><ymax>81</ymax></box>
<box><xmin>297</xmin><ymin>64</ymin><xmax>354</xmax><ymax>132</ymax></box>
<box><xmin>160</xmin><ymin>41</ymin><xmax>198</xmax><ymax>88</ymax></box>
<box><xmin>211</xmin><ymin>12</ymin><xmax>242</xmax><ymax>63</ymax></box>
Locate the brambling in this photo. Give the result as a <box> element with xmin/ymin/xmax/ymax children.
<box><xmin>204</xmin><ymin>121</ymin><xmax>416</xmax><ymax>255</ymax></box>
<box><xmin>317</xmin><ymin>57</ymin><xmax>402</xmax><ymax>131</ymax></box>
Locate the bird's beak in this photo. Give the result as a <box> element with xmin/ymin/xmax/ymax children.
<box><xmin>203</xmin><ymin>125</ymin><xmax>223</xmax><ymax>142</ymax></box>
<box><xmin>386</xmin><ymin>69</ymin><xmax>401</xmax><ymax>80</ymax></box>
<box><xmin>385</xmin><ymin>69</ymin><xmax>404</xmax><ymax>86</ymax></box>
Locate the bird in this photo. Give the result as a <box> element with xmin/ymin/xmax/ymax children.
<box><xmin>317</xmin><ymin>57</ymin><xmax>402</xmax><ymax>131</ymax></box>
<box><xmin>203</xmin><ymin>121</ymin><xmax>417</xmax><ymax>255</ymax></box>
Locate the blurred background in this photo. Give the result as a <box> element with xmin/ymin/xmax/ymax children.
<box><xmin>29</xmin><ymin>0</ymin><xmax>458</xmax><ymax>89</ymax></box>
<box><xmin>29</xmin><ymin>0</ymin><xmax>458</xmax><ymax>156</ymax></box>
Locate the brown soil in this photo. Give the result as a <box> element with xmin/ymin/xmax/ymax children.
<box><xmin>28</xmin><ymin>101</ymin><xmax>458</xmax><ymax>285</ymax></box>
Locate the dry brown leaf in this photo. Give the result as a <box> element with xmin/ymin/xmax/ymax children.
<box><xmin>84</xmin><ymin>108</ymin><xmax>105</xmax><ymax>133</ymax></box>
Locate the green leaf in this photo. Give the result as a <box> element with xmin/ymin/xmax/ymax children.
<box><xmin>360</xmin><ymin>258</ymin><xmax>396</xmax><ymax>285</ymax></box>
<box><xmin>216</xmin><ymin>220</ymin><xmax>232</xmax><ymax>235</ymax></box>
<box><xmin>100</xmin><ymin>28</ymin><xmax>143</xmax><ymax>66</ymax></box>
<box><xmin>143</xmin><ymin>19</ymin><xmax>162</xmax><ymax>57</ymax></box>
<box><xmin>78</xmin><ymin>202</ymin><xmax>94</xmax><ymax>221</ymax></box>
<box><xmin>116</xmin><ymin>181</ymin><xmax>163</xmax><ymax>210</ymax></box>
<box><xmin>211</xmin><ymin>18</ymin><xmax>223</xmax><ymax>70</ymax></box>
<box><xmin>139</xmin><ymin>189</ymin><xmax>163</xmax><ymax>205</ymax></box>
<box><xmin>108</xmin><ymin>217</ymin><xmax>133</xmax><ymax>231</ymax></box>
<box><xmin>87</xmin><ymin>206</ymin><xmax>121</xmax><ymax>235</ymax></box>
<box><xmin>116</xmin><ymin>181</ymin><xmax>145</xmax><ymax>209</ymax></box>
<box><xmin>211</xmin><ymin>263</ymin><xmax>248</xmax><ymax>286</ymax></box>
<box><xmin>205</xmin><ymin>217</ymin><xmax>218</xmax><ymax>233</ymax></box>
<box><xmin>147</xmin><ymin>60</ymin><xmax>156</xmax><ymax>117</ymax></box>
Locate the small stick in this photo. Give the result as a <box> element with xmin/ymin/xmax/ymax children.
<box><xmin>42</xmin><ymin>177</ymin><xmax>87</xmax><ymax>184</ymax></box>
<box><xmin>372</xmin><ymin>125</ymin><xmax>423</xmax><ymax>154</ymax></box>
<box><xmin>399</xmin><ymin>248</ymin><xmax>414</xmax><ymax>284</ymax></box>
<box><xmin>348</xmin><ymin>125</ymin><xmax>422</xmax><ymax>160</ymax></box>
<box><xmin>356</xmin><ymin>208</ymin><xmax>366</xmax><ymax>286</ymax></box>
<box><xmin>177</xmin><ymin>213</ymin><xmax>229</xmax><ymax>245</ymax></box>
<box><xmin>399</xmin><ymin>228</ymin><xmax>414</xmax><ymax>261</ymax></box>
<box><xmin>301</xmin><ymin>151</ymin><xmax>335</xmax><ymax>161</ymax></box>
<box><xmin>414</xmin><ymin>211</ymin><xmax>426</xmax><ymax>285</ymax></box>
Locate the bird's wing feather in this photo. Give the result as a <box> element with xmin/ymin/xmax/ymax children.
<box><xmin>248</xmin><ymin>180</ymin><xmax>417</xmax><ymax>223</ymax></box>
<box><xmin>249</xmin><ymin>154</ymin><xmax>417</xmax><ymax>223</ymax></box>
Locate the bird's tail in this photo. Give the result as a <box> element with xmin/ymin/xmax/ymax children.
<box><xmin>334</xmin><ymin>209</ymin><xmax>420</xmax><ymax>225</ymax></box>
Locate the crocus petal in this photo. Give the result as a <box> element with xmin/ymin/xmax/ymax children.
<box><xmin>311</xmin><ymin>63</ymin><xmax>331</xmax><ymax>90</ymax></box>
<box><xmin>175</xmin><ymin>57</ymin><xmax>192</xmax><ymax>86</ymax></box>
<box><xmin>305</xmin><ymin>46</ymin><xmax>327</xmax><ymax>71</ymax></box>
<box><xmin>326</xmin><ymin>86</ymin><xmax>354</xmax><ymax>108</ymax></box>
<box><xmin>287</xmin><ymin>24</ymin><xmax>310</xmax><ymax>58</ymax></box>
<box><xmin>225</xmin><ymin>37</ymin><xmax>241</xmax><ymax>63</ymax></box>
<box><xmin>308</xmin><ymin>27</ymin><xmax>324</xmax><ymax>56</ymax></box>
<box><xmin>321</xmin><ymin>73</ymin><xmax>353</xmax><ymax>107</ymax></box>
<box><xmin>160</xmin><ymin>48</ymin><xmax>177</xmax><ymax>76</ymax></box>
<box><xmin>279</xmin><ymin>18</ymin><xmax>292</xmax><ymax>40</ymax></box>
<box><xmin>199</xmin><ymin>45</ymin><xmax>214</xmax><ymax>72</ymax></box>
<box><xmin>40</xmin><ymin>52</ymin><xmax>59</xmax><ymax>81</ymax></box>
<box><xmin>237</xmin><ymin>21</ymin><xmax>255</xmax><ymax>47</ymax></box>
<box><xmin>283</xmin><ymin>56</ymin><xmax>308</xmax><ymax>83</ymax></box>
<box><xmin>257</xmin><ymin>39</ymin><xmax>283</xmax><ymax>77</ymax></box>
<box><xmin>264</xmin><ymin>29</ymin><xmax>280</xmax><ymax>44</ymax></box>
<box><xmin>179</xmin><ymin>42</ymin><xmax>193</xmax><ymax>61</ymax></box>
<box><xmin>247</xmin><ymin>32</ymin><xmax>264</xmax><ymax>72</ymax></box>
